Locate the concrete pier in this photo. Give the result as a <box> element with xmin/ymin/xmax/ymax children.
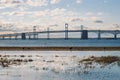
<box><xmin>47</xmin><ymin>27</ymin><xmax>50</xmax><ymax>40</ymax></box>
<box><xmin>21</xmin><ymin>33</ymin><xmax>26</xmax><ymax>40</ymax></box>
<box><xmin>98</xmin><ymin>30</ymin><xmax>101</xmax><ymax>39</ymax></box>
<box><xmin>81</xmin><ymin>30</ymin><xmax>88</xmax><ymax>39</ymax></box>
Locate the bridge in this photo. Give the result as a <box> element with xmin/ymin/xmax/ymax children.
<box><xmin>0</xmin><ymin>24</ymin><xmax>120</xmax><ymax>40</ymax></box>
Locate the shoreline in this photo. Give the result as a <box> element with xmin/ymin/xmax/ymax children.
<box><xmin>0</xmin><ymin>47</ymin><xmax>120</xmax><ymax>51</ymax></box>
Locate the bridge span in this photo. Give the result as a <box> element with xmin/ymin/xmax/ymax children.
<box><xmin>0</xmin><ymin>30</ymin><xmax>120</xmax><ymax>40</ymax></box>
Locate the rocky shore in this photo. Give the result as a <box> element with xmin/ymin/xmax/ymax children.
<box><xmin>0</xmin><ymin>54</ymin><xmax>120</xmax><ymax>73</ymax></box>
<box><xmin>0</xmin><ymin>47</ymin><xmax>120</xmax><ymax>51</ymax></box>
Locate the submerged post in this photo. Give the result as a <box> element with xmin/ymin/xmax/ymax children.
<box><xmin>65</xmin><ymin>23</ymin><xmax>68</xmax><ymax>40</ymax></box>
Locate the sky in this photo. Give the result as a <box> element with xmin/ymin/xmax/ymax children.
<box><xmin>0</xmin><ymin>0</ymin><xmax>120</xmax><ymax>33</ymax></box>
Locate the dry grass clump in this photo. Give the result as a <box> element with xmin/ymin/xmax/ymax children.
<box><xmin>0</xmin><ymin>57</ymin><xmax>33</xmax><ymax>67</ymax></box>
<box><xmin>80</xmin><ymin>56</ymin><xmax>120</xmax><ymax>65</ymax></box>
<box><xmin>95</xmin><ymin>56</ymin><xmax>120</xmax><ymax>64</ymax></box>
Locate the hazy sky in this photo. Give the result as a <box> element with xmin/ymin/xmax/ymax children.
<box><xmin>0</xmin><ymin>0</ymin><xmax>120</xmax><ymax>33</ymax></box>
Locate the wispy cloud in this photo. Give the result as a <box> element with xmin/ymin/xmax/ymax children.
<box><xmin>50</xmin><ymin>0</ymin><xmax>60</xmax><ymax>4</ymax></box>
<box><xmin>0</xmin><ymin>7</ymin><xmax>105</xmax><ymax>31</ymax></box>
<box><xmin>26</xmin><ymin>0</ymin><xmax>48</xmax><ymax>7</ymax></box>
<box><xmin>71</xmin><ymin>18</ymin><xmax>83</xmax><ymax>22</ymax></box>
<box><xmin>94</xmin><ymin>20</ymin><xmax>104</xmax><ymax>23</ymax></box>
<box><xmin>0</xmin><ymin>0</ymin><xmax>119</xmax><ymax>33</ymax></box>
<box><xmin>75</xmin><ymin>0</ymin><xmax>82</xmax><ymax>4</ymax></box>
<box><xmin>86</xmin><ymin>12</ymin><xmax>103</xmax><ymax>16</ymax></box>
<box><xmin>0</xmin><ymin>0</ymin><xmax>39</xmax><ymax>9</ymax></box>
<box><xmin>0</xmin><ymin>0</ymin><xmax>62</xmax><ymax>9</ymax></box>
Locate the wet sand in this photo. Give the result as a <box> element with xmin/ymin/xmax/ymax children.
<box><xmin>0</xmin><ymin>47</ymin><xmax>120</xmax><ymax>51</ymax></box>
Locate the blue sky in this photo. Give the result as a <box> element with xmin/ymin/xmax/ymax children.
<box><xmin>0</xmin><ymin>0</ymin><xmax>120</xmax><ymax>33</ymax></box>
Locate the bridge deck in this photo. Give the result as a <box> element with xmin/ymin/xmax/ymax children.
<box><xmin>0</xmin><ymin>30</ymin><xmax>120</xmax><ymax>40</ymax></box>
<box><xmin>0</xmin><ymin>30</ymin><xmax>120</xmax><ymax>36</ymax></box>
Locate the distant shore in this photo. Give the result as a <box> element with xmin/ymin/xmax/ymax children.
<box><xmin>0</xmin><ymin>47</ymin><xmax>120</xmax><ymax>51</ymax></box>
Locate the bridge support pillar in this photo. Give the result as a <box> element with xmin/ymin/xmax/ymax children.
<box><xmin>21</xmin><ymin>33</ymin><xmax>26</xmax><ymax>40</ymax></box>
<box><xmin>47</xmin><ymin>27</ymin><xmax>50</xmax><ymax>40</ymax></box>
<box><xmin>114</xmin><ymin>34</ymin><xmax>117</xmax><ymax>39</ymax></box>
<box><xmin>9</xmin><ymin>35</ymin><xmax>11</xmax><ymax>40</ymax></box>
<box><xmin>65</xmin><ymin>31</ymin><xmax>68</xmax><ymax>39</ymax></box>
<box><xmin>15</xmin><ymin>35</ymin><xmax>18</xmax><ymax>40</ymax></box>
<box><xmin>33</xmin><ymin>33</ymin><xmax>38</xmax><ymax>39</ymax></box>
<box><xmin>2</xmin><ymin>36</ymin><xmax>4</xmax><ymax>40</ymax></box>
<box><xmin>81</xmin><ymin>30</ymin><xmax>88</xmax><ymax>39</ymax></box>
<box><xmin>29</xmin><ymin>35</ymin><xmax>31</xmax><ymax>40</ymax></box>
<box><xmin>98</xmin><ymin>31</ymin><xmax>101</xmax><ymax>39</ymax></box>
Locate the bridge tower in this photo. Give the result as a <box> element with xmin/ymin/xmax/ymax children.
<box><xmin>81</xmin><ymin>25</ymin><xmax>84</xmax><ymax>30</ymax></box>
<box><xmin>33</xmin><ymin>26</ymin><xmax>36</xmax><ymax>39</ymax></box>
<box><xmin>65</xmin><ymin>23</ymin><xmax>68</xmax><ymax>39</ymax></box>
<box><xmin>33</xmin><ymin>26</ymin><xmax>38</xmax><ymax>39</ymax></box>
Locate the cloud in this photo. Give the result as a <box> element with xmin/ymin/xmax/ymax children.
<box><xmin>1</xmin><ymin>11</ymin><xmax>25</xmax><ymax>16</ymax></box>
<box><xmin>75</xmin><ymin>0</ymin><xmax>82</xmax><ymax>4</ymax></box>
<box><xmin>86</xmin><ymin>12</ymin><xmax>94</xmax><ymax>16</ymax></box>
<box><xmin>0</xmin><ymin>0</ymin><xmax>49</xmax><ymax>9</ymax></box>
<box><xmin>97</xmin><ymin>12</ymin><xmax>103</xmax><ymax>16</ymax></box>
<box><xmin>0</xmin><ymin>0</ymin><xmax>25</xmax><ymax>8</ymax></box>
<box><xmin>0</xmin><ymin>6</ymin><xmax>105</xmax><ymax>32</ymax></box>
<box><xmin>50</xmin><ymin>8</ymin><xmax>66</xmax><ymax>16</ymax></box>
<box><xmin>26</xmin><ymin>0</ymin><xmax>48</xmax><ymax>7</ymax></box>
<box><xmin>86</xmin><ymin>12</ymin><xmax>103</xmax><ymax>16</ymax></box>
<box><xmin>94</xmin><ymin>20</ymin><xmax>104</xmax><ymax>23</ymax></box>
<box><xmin>71</xmin><ymin>18</ymin><xmax>83</xmax><ymax>22</ymax></box>
<box><xmin>0</xmin><ymin>22</ymin><xmax>17</xmax><ymax>32</ymax></box>
<box><xmin>113</xmin><ymin>24</ymin><xmax>120</xmax><ymax>28</ymax></box>
<box><xmin>104</xmin><ymin>0</ymin><xmax>108</xmax><ymax>3</ymax></box>
<box><xmin>49</xmin><ymin>24</ymin><xmax>58</xmax><ymax>27</ymax></box>
<box><xmin>50</xmin><ymin>0</ymin><xmax>60</xmax><ymax>4</ymax></box>
<box><xmin>0</xmin><ymin>0</ymin><xmax>62</xmax><ymax>9</ymax></box>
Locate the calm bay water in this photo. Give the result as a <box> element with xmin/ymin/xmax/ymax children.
<box><xmin>0</xmin><ymin>39</ymin><xmax>120</xmax><ymax>47</ymax></box>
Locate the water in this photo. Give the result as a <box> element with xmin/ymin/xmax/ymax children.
<box><xmin>0</xmin><ymin>39</ymin><xmax>120</xmax><ymax>47</ymax></box>
<box><xmin>0</xmin><ymin>51</ymin><xmax>120</xmax><ymax>80</ymax></box>
<box><xmin>0</xmin><ymin>51</ymin><xmax>120</xmax><ymax>57</ymax></box>
<box><xmin>0</xmin><ymin>39</ymin><xmax>120</xmax><ymax>80</ymax></box>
